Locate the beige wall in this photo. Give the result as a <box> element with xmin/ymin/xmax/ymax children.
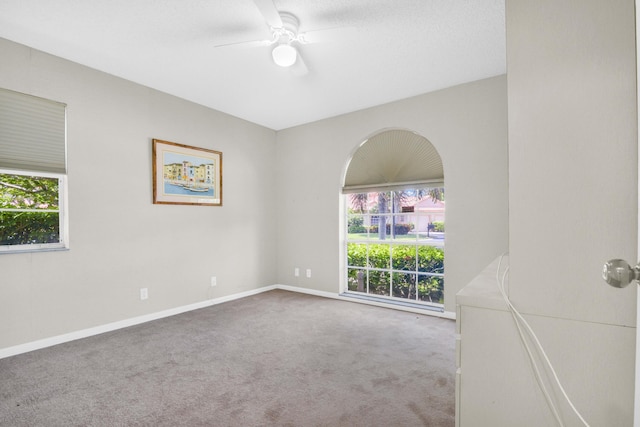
<box><xmin>0</xmin><ymin>38</ymin><xmax>278</xmax><ymax>349</ymax></box>
<box><xmin>275</xmin><ymin>76</ymin><xmax>509</xmax><ymax>313</ymax></box>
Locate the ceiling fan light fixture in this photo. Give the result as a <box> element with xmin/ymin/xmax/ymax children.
<box><xmin>272</xmin><ymin>44</ymin><xmax>297</xmax><ymax>67</ymax></box>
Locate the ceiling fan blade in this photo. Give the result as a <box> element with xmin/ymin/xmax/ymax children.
<box><xmin>214</xmin><ymin>39</ymin><xmax>272</xmax><ymax>49</ymax></box>
<box><xmin>290</xmin><ymin>51</ymin><xmax>309</xmax><ymax>77</ymax></box>
<box><xmin>299</xmin><ymin>26</ymin><xmax>358</xmax><ymax>44</ymax></box>
<box><xmin>253</xmin><ymin>0</ymin><xmax>283</xmax><ymax>28</ymax></box>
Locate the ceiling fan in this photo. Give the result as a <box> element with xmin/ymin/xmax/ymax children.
<box><xmin>217</xmin><ymin>0</ymin><xmax>352</xmax><ymax>76</ymax></box>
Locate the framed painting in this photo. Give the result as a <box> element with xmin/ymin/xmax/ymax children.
<box><xmin>152</xmin><ymin>139</ymin><xmax>222</xmax><ymax>206</ymax></box>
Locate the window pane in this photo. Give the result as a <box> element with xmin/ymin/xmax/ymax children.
<box><xmin>417</xmin><ymin>275</ymin><xmax>444</xmax><ymax>304</ymax></box>
<box><xmin>392</xmin><ymin>245</ymin><xmax>416</xmax><ymax>271</ymax></box>
<box><xmin>392</xmin><ymin>272</ymin><xmax>416</xmax><ymax>299</ymax></box>
<box><xmin>367</xmin><ymin>191</ymin><xmax>391</xmax><ymax>214</ymax></box>
<box><xmin>417</xmin><ymin>246</ymin><xmax>444</xmax><ymax>274</ymax></box>
<box><xmin>0</xmin><ymin>211</ymin><xmax>60</xmax><ymax>245</ymax></box>
<box><xmin>347</xmin><ymin>243</ymin><xmax>367</xmax><ymax>267</ymax></box>
<box><xmin>368</xmin><ymin>270</ymin><xmax>390</xmax><ymax>296</ymax></box>
<box><xmin>347</xmin><ymin>192</ymin><xmax>369</xmax><ymax>213</ymax></box>
<box><xmin>0</xmin><ymin>174</ymin><xmax>59</xmax><ymax>210</ymax></box>
<box><xmin>347</xmin><ymin>214</ymin><xmax>367</xmax><ymax>237</ymax></box>
<box><xmin>0</xmin><ymin>173</ymin><xmax>61</xmax><ymax>247</ymax></box>
<box><xmin>390</xmin><ymin>214</ymin><xmax>414</xmax><ymax>241</ymax></box>
<box><xmin>370</xmin><ymin>192</ymin><xmax>391</xmax><ymax>240</ymax></box>
<box><xmin>347</xmin><ymin>268</ymin><xmax>366</xmax><ymax>292</ymax></box>
<box><xmin>367</xmin><ymin>244</ymin><xmax>390</xmax><ymax>269</ymax></box>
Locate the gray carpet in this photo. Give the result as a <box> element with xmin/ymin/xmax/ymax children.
<box><xmin>0</xmin><ymin>290</ymin><xmax>455</xmax><ymax>426</ymax></box>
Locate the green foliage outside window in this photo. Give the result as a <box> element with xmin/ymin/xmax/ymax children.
<box><xmin>347</xmin><ymin>243</ymin><xmax>444</xmax><ymax>304</ymax></box>
<box><xmin>432</xmin><ymin>221</ymin><xmax>445</xmax><ymax>232</ymax></box>
<box><xmin>0</xmin><ymin>174</ymin><xmax>60</xmax><ymax>246</ymax></box>
<box><xmin>347</xmin><ymin>216</ymin><xmax>366</xmax><ymax>233</ymax></box>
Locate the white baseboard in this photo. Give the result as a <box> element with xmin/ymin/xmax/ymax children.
<box><xmin>275</xmin><ymin>284</ymin><xmax>456</xmax><ymax>320</ymax></box>
<box><xmin>0</xmin><ymin>285</ymin><xmax>277</xmax><ymax>360</ymax></box>
<box><xmin>0</xmin><ymin>283</ymin><xmax>454</xmax><ymax>359</ymax></box>
<box><xmin>275</xmin><ymin>284</ymin><xmax>340</xmax><ymax>300</ymax></box>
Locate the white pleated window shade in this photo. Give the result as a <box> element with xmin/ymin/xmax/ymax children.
<box><xmin>0</xmin><ymin>88</ymin><xmax>67</xmax><ymax>174</ymax></box>
<box><xmin>342</xmin><ymin>129</ymin><xmax>443</xmax><ymax>194</ymax></box>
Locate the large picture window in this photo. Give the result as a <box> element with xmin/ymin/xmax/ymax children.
<box><xmin>342</xmin><ymin>129</ymin><xmax>444</xmax><ymax>308</ymax></box>
<box><xmin>345</xmin><ymin>188</ymin><xmax>445</xmax><ymax>307</ymax></box>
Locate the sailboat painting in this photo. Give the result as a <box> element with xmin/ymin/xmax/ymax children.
<box><xmin>152</xmin><ymin>139</ymin><xmax>222</xmax><ymax>206</ymax></box>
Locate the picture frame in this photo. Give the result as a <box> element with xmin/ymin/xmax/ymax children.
<box><xmin>152</xmin><ymin>139</ymin><xmax>222</xmax><ymax>206</ymax></box>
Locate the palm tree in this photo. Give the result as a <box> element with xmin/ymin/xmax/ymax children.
<box><xmin>349</xmin><ymin>193</ymin><xmax>368</xmax><ymax>213</ymax></box>
<box><xmin>428</xmin><ymin>188</ymin><xmax>444</xmax><ymax>202</ymax></box>
<box><xmin>377</xmin><ymin>192</ymin><xmax>388</xmax><ymax>240</ymax></box>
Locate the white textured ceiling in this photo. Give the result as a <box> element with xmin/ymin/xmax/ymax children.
<box><xmin>0</xmin><ymin>0</ymin><xmax>506</xmax><ymax>130</ymax></box>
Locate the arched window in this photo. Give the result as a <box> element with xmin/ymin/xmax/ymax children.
<box><xmin>343</xmin><ymin>129</ymin><xmax>445</xmax><ymax>309</ymax></box>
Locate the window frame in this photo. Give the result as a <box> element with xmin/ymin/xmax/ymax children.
<box><xmin>0</xmin><ymin>168</ymin><xmax>69</xmax><ymax>254</ymax></box>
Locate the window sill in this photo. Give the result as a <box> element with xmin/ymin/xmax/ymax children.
<box><xmin>0</xmin><ymin>245</ymin><xmax>69</xmax><ymax>255</ymax></box>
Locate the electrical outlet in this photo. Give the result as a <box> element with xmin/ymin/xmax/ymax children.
<box><xmin>140</xmin><ymin>288</ymin><xmax>148</xmax><ymax>300</ymax></box>
<box><xmin>294</xmin><ymin>268</ymin><xmax>299</xmax><ymax>277</ymax></box>
<box><xmin>210</xmin><ymin>276</ymin><xmax>217</xmax><ymax>287</ymax></box>
<box><xmin>306</xmin><ymin>269</ymin><xmax>311</xmax><ymax>278</ymax></box>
